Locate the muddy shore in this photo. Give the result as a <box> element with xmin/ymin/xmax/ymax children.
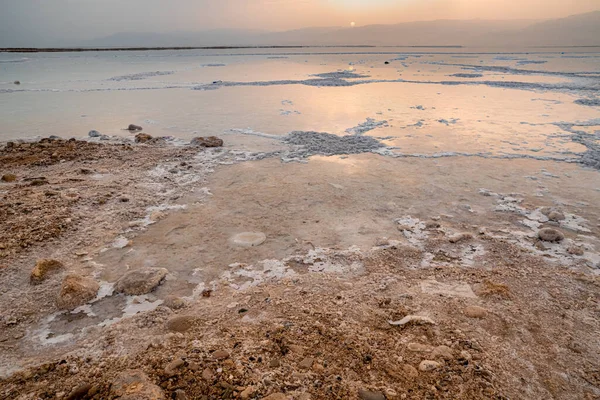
<box><xmin>1</xmin><ymin>135</ymin><xmax>600</xmax><ymax>399</ymax></box>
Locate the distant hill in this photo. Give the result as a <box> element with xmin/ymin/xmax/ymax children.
<box><xmin>85</xmin><ymin>11</ymin><xmax>600</xmax><ymax>48</ymax></box>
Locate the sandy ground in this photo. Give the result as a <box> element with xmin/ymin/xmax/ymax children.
<box><xmin>1</xmin><ymin>137</ymin><xmax>600</xmax><ymax>399</ymax></box>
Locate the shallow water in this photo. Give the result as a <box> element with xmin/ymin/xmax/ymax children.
<box><xmin>1</xmin><ymin>47</ymin><xmax>599</xmax><ymax>165</ymax></box>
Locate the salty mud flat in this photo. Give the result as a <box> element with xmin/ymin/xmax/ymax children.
<box><xmin>1</xmin><ymin>48</ymin><xmax>600</xmax><ymax>399</ymax></box>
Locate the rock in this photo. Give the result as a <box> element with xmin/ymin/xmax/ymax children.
<box><xmin>56</xmin><ymin>275</ymin><xmax>100</xmax><ymax>310</ymax></box>
<box><xmin>213</xmin><ymin>350</ymin><xmax>230</xmax><ymax>360</ymax></box>
<box><xmin>88</xmin><ymin>130</ymin><xmax>101</xmax><ymax>138</ymax></box>
<box><xmin>418</xmin><ymin>360</ymin><xmax>441</xmax><ymax>372</ymax></box>
<box><xmin>407</xmin><ymin>343</ymin><xmax>431</xmax><ymax>352</ymax></box>
<box><xmin>464</xmin><ymin>305</ymin><xmax>488</xmax><ymax>319</ymax></box>
<box><xmin>459</xmin><ymin>350</ymin><xmax>472</xmax><ymax>363</ymax></box>
<box><xmin>1</xmin><ymin>174</ymin><xmax>17</xmax><ymax>182</ymax></box>
<box><xmin>567</xmin><ymin>245</ymin><xmax>585</xmax><ymax>256</ymax></box>
<box><xmin>240</xmin><ymin>386</ymin><xmax>256</xmax><ymax>399</ymax></box>
<box><xmin>402</xmin><ymin>364</ymin><xmax>419</xmax><ymax>378</ymax></box>
<box><xmin>548</xmin><ymin>211</ymin><xmax>565</xmax><ymax>222</ymax></box>
<box><xmin>261</xmin><ymin>394</ymin><xmax>289</xmax><ymax>400</ymax></box>
<box><xmin>164</xmin><ymin>358</ymin><xmax>185</xmax><ymax>377</ymax></box>
<box><xmin>201</xmin><ymin>368</ymin><xmax>214</xmax><ymax>381</ymax></box>
<box><xmin>358</xmin><ymin>389</ymin><xmax>386</xmax><ymax>400</ymax></box>
<box><xmin>115</xmin><ymin>267</ymin><xmax>168</xmax><ymax>295</ymax></box>
<box><xmin>448</xmin><ymin>232</ymin><xmax>473</xmax><ymax>243</ymax></box>
<box><xmin>30</xmin><ymin>259</ymin><xmax>64</xmax><ymax>284</ymax></box>
<box><xmin>190</xmin><ymin>136</ymin><xmax>224</xmax><ymax>147</ymax></box>
<box><xmin>230</xmin><ymin>232</ymin><xmax>266</xmax><ymax>247</ymax></box>
<box><xmin>425</xmin><ymin>220</ymin><xmax>441</xmax><ymax>229</ymax></box>
<box><xmin>298</xmin><ymin>357</ymin><xmax>314</xmax><ymax>369</ymax></box>
<box><xmin>128</xmin><ymin>124</ymin><xmax>143</xmax><ymax>131</ymax></box>
<box><xmin>163</xmin><ymin>295</ymin><xmax>185</xmax><ymax>309</ymax></box>
<box><xmin>65</xmin><ymin>383</ymin><xmax>92</xmax><ymax>400</ymax></box>
<box><xmin>111</xmin><ymin>370</ymin><xmax>165</xmax><ymax>400</ymax></box>
<box><xmin>431</xmin><ymin>345</ymin><xmax>454</xmax><ymax>360</ymax></box>
<box><xmin>269</xmin><ymin>359</ymin><xmax>281</xmax><ymax>368</ymax></box>
<box><xmin>14</xmin><ymin>81</ymin><xmax>21</xmax><ymax>85</ymax></box>
<box><xmin>388</xmin><ymin>315</ymin><xmax>435</xmax><ymax>327</ymax></box>
<box><xmin>166</xmin><ymin>315</ymin><xmax>198</xmax><ymax>332</ymax></box>
<box><xmin>538</xmin><ymin>228</ymin><xmax>565</xmax><ymax>242</ymax></box>
<box><xmin>174</xmin><ymin>390</ymin><xmax>188</xmax><ymax>400</ymax></box>
<box><xmin>135</xmin><ymin>133</ymin><xmax>154</xmax><ymax>143</ymax></box>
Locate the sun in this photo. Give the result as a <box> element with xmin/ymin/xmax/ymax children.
<box><xmin>350</xmin><ymin>21</ymin><xmax>356</xmax><ymax>27</ymax></box>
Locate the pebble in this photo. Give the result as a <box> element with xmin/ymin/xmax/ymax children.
<box><xmin>115</xmin><ymin>267</ymin><xmax>168</xmax><ymax>295</ymax></box>
<box><xmin>567</xmin><ymin>245</ymin><xmax>585</xmax><ymax>256</ymax></box>
<box><xmin>298</xmin><ymin>357</ymin><xmax>314</xmax><ymax>369</ymax></box>
<box><xmin>407</xmin><ymin>343</ymin><xmax>431</xmax><ymax>352</ymax></box>
<box><xmin>164</xmin><ymin>358</ymin><xmax>185</xmax><ymax>377</ymax></box>
<box><xmin>166</xmin><ymin>315</ymin><xmax>198</xmax><ymax>332</ymax></box>
<box><xmin>213</xmin><ymin>350</ymin><xmax>230</xmax><ymax>360</ymax></box>
<box><xmin>538</xmin><ymin>228</ymin><xmax>565</xmax><ymax>242</ymax></box>
<box><xmin>548</xmin><ymin>211</ymin><xmax>566</xmax><ymax>222</ymax></box>
<box><xmin>358</xmin><ymin>389</ymin><xmax>386</xmax><ymax>400</ymax></box>
<box><xmin>135</xmin><ymin>133</ymin><xmax>154</xmax><ymax>143</ymax></box>
<box><xmin>240</xmin><ymin>386</ymin><xmax>256</xmax><ymax>399</ymax></box>
<box><xmin>431</xmin><ymin>345</ymin><xmax>454</xmax><ymax>360</ymax></box>
<box><xmin>128</xmin><ymin>124</ymin><xmax>143</xmax><ymax>131</ymax></box>
<box><xmin>230</xmin><ymin>232</ymin><xmax>267</xmax><ymax>247</ymax></box>
<box><xmin>269</xmin><ymin>359</ymin><xmax>281</xmax><ymax>368</ymax></box>
<box><xmin>190</xmin><ymin>136</ymin><xmax>224</xmax><ymax>147</ymax></box>
<box><xmin>448</xmin><ymin>232</ymin><xmax>473</xmax><ymax>243</ymax></box>
<box><xmin>65</xmin><ymin>383</ymin><xmax>92</xmax><ymax>400</ymax></box>
<box><xmin>14</xmin><ymin>80</ymin><xmax>20</xmax><ymax>85</ymax></box>
<box><xmin>163</xmin><ymin>296</ymin><xmax>185</xmax><ymax>310</ymax></box>
<box><xmin>88</xmin><ymin>130</ymin><xmax>101</xmax><ymax>138</ymax></box>
<box><xmin>174</xmin><ymin>389</ymin><xmax>188</xmax><ymax>400</ymax></box>
<box><xmin>202</xmin><ymin>368</ymin><xmax>214</xmax><ymax>381</ymax></box>
<box><xmin>56</xmin><ymin>274</ymin><xmax>100</xmax><ymax>310</ymax></box>
<box><xmin>419</xmin><ymin>360</ymin><xmax>441</xmax><ymax>372</ymax></box>
<box><xmin>30</xmin><ymin>259</ymin><xmax>64</xmax><ymax>284</ymax></box>
<box><xmin>261</xmin><ymin>393</ymin><xmax>289</xmax><ymax>400</ymax></box>
<box><xmin>402</xmin><ymin>364</ymin><xmax>419</xmax><ymax>378</ymax></box>
<box><xmin>1</xmin><ymin>174</ymin><xmax>17</xmax><ymax>183</ymax></box>
<box><xmin>389</xmin><ymin>315</ymin><xmax>435</xmax><ymax>327</ymax></box>
<box><xmin>463</xmin><ymin>305</ymin><xmax>488</xmax><ymax>319</ymax></box>
<box><xmin>110</xmin><ymin>370</ymin><xmax>164</xmax><ymax>399</ymax></box>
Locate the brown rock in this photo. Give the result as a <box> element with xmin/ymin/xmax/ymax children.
<box><xmin>213</xmin><ymin>350</ymin><xmax>230</xmax><ymax>360</ymax></box>
<box><xmin>65</xmin><ymin>383</ymin><xmax>92</xmax><ymax>400</ymax></box>
<box><xmin>115</xmin><ymin>267</ymin><xmax>168</xmax><ymax>295</ymax></box>
<box><xmin>298</xmin><ymin>357</ymin><xmax>314</xmax><ymax>369</ymax></box>
<box><xmin>163</xmin><ymin>295</ymin><xmax>185</xmax><ymax>309</ymax></box>
<box><xmin>111</xmin><ymin>370</ymin><xmax>165</xmax><ymax>400</ymax></box>
<box><xmin>261</xmin><ymin>394</ymin><xmax>289</xmax><ymax>400</ymax></box>
<box><xmin>538</xmin><ymin>228</ymin><xmax>564</xmax><ymax>242</ymax></box>
<box><xmin>431</xmin><ymin>345</ymin><xmax>454</xmax><ymax>360</ymax></box>
<box><xmin>164</xmin><ymin>358</ymin><xmax>185</xmax><ymax>377</ymax></box>
<box><xmin>269</xmin><ymin>359</ymin><xmax>281</xmax><ymax>368</ymax></box>
<box><xmin>448</xmin><ymin>232</ymin><xmax>473</xmax><ymax>243</ymax></box>
<box><xmin>358</xmin><ymin>389</ymin><xmax>386</xmax><ymax>400</ymax></box>
<box><xmin>567</xmin><ymin>245</ymin><xmax>585</xmax><ymax>256</ymax></box>
<box><xmin>407</xmin><ymin>343</ymin><xmax>431</xmax><ymax>352</ymax></box>
<box><xmin>128</xmin><ymin>124</ymin><xmax>143</xmax><ymax>131</ymax></box>
<box><xmin>190</xmin><ymin>136</ymin><xmax>224</xmax><ymax>148</ymax></box>
<box><xmin>174</xmin><ymin>390</ymin><xmax>188</xmax><ymax>400</ymax></box>
<box><xmin>135</xmin><ymin>133</ymin><xmax>153</xmax><ymax>143</ymax></box>
<box><xmin>201</xmin><ymin>368</ymin><xmax>214</xmax><ymax>381</ymax></box>
<box><xmin>240</xmin><ymin>386</ymin><xmax>256</xmax><ymax>399</ymax></box>
<box><xmin>548</xmin><ymin>211</ymin><xmax>565</xmax><ymax>222</ymax></box>
<box><xmin>419</xmin><ymin>360</ymin><xmax>441</xmax><ymax>372</ymax></box>
<box><xmin>56</xmin><ymin>275</ymin><xmax>100</xmax><ymax>310</ymax></box>
<box><xmin>1</xmin><ymin>174</ymin><xmax>16</xmax><ymax>183</ymax></box>
<box><xmin>30</xmin><ymin>259</ymin><xmax>64</xmax><ymax>284</ymax></box>
<box><xmin>166</xmin><ymin>315</ymin><xmax>198</xmax><ymax>332</ymax></box>
<box><xmin>402</xmin><ymin>364</ymin><xmax>419</xmax><ymax>378</ymax></box>
<box><xmin>464</xmin><ymin>305</ymin><xmax>488</xmax><ymax>319</ymax></box>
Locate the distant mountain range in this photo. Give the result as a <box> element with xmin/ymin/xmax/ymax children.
<box><xmin>75</xmin><ymin>11</ymin><xmax>600</xmax><ymax>48</ymax></box>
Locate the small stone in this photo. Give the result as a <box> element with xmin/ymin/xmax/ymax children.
<box><xmin>459</xmin><ymin>350</ymin><xmax>472</xmax><ymax>363</ymax></box>
<box><xmin>567</xmin><ymin>245</ymin><xmax>585</xmax><ymax>256</ymax></box>
<box><xmin>14</xmin><ymin>80</ymin><xmax>20</xmax><ymax>85</ymax></box>
<box><xmin>128</xmin><ymin>124</ymin><xmax>143</xmax><ymax>131</ymax></box>
<box><xmin>30</xmin><ymin>259</ymin><xmax>64</xmax><ymax>284</ymax></box>
<box><xmin>56</xmin><ymin>275</ymin><xmax>100</xmax><ymax>310</ymax></box>
<box><xmin>419</xmin><ymin>360</ymin><xmax>441</xmax><ymax>372</ymax></box>
<box><xmin>358</xmin><ymin>389</ymin><xmax>386</xmax><ymax>400</ymax></box>
<box><xmin>230</xmin><ymin>232</ymin><xmax>266</xmax><ymax>247</ymax></box>
<box><xmin>548</xmin><ymin>211</ymin><xmax>565</xmax><ymax>222</ymax></box>
<box><xmin>174</xmin><ymin>389</ymin><xmax>188</xmax><ymax>400</ymax></box>
<box><xmin>431</xmin><ymin>345</ymin><xmax>453</xmax><ymax>360</ymax></box>
<box><xmin>1</xmin><ymin>174</ymin><xmax>16</xmax><ymax>183</ymax></box>
<box><xmin>65</xmin><ymin>383</ymin><xmax>92</xmax><ymax>400</ymax></box>
<box><xmin>389</xmin><ymin>315</ymin><xmax>435</xmax><ymax>327</ymax></box>
<box><xmin>464</xmin><ymin>306</ymin><xmax>488</xmax><ymax>319</ymax></box>
<box><xmin>402</xmin><ymin>364</ymin><xmax>419</xmax><ymax>378</ymax></box>
<box><xmin>538</xmin><ymin>228</ymin><xmax>564</xmax><ymax>242</ymax></box>
<box><xmin>135</xmin><ymin>133</ymin><xmax>154</xmax><ymax>143</ymax></box>
<box><xmin>448</xmin><ymin>232</ymin><xmax>473</xmax><ymax>243</ymax></box>
<box><xmin>190</xmin><ymin>136</ymin><xmax>224</xmax><ymax>147</ymax></box>
<box><xmin>166</xmin><ymin>315</ymin><xmax>198</xmax><ymax>332</ymax></box>
<box><xmin>213</xmin><ymin>350</ymin><xmax>230</xmax><ymax>360</ymax></box>
<box><xmin>88</xmin><ymin>130</ymin><xmax>101</xmax><ymax>138</ymax></box>
<box><xmin>407</xmin><ymin>343</ymin><xmax>431</xmax><ymax>352</ymax></box>
<box><xmin>298</xmin><ymin>357</ymin><xmax>314</xmax><ymax>369</ymax></box>
<box><xmin>240</xmin><ymin>386</ymin><xmax>256</xmax><ymax>399</ymax></box>
<box><xmin>269</xmin><ymin>359</ymin><xmax>281</xmax><ymax>368</ymax></box>
<box><xmin>425</xmin><ymin>220</ymin><xmax>441</xmax><ymax>229</ymax></box>
<box><xmin>163</xmin><ymin>296</ymin><xmax>185</xmax><ymax>309</ymax></box>
<box><xmin>202</xmin><ymin>368</ymin><xmax>214</xmax><ymax>381</ymax></box>
<box><xmin>111</xmin><ymin>370</ymin><xmax>165</xmax><ymax>399</ymax></box>
<box><xmin>164</xmin><ymin>358</ymin><xmax>185</xmax><ymax>377</ymax></box>
<box><xmin>115</xmin><ymin>267</ymin><xmax>168</xmax><ymax>295</ymax></box>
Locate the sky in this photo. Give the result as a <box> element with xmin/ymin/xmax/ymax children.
<box><xmin>1</xmin><ymin>0</ymin><xmax>599</xmax><ymax>46</ymax></box>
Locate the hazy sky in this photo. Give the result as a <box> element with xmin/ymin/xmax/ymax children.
<box><xmin>1</xmin><ymin>0</ymin><xmax>599</xmax><ymax>45</ymax></box>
